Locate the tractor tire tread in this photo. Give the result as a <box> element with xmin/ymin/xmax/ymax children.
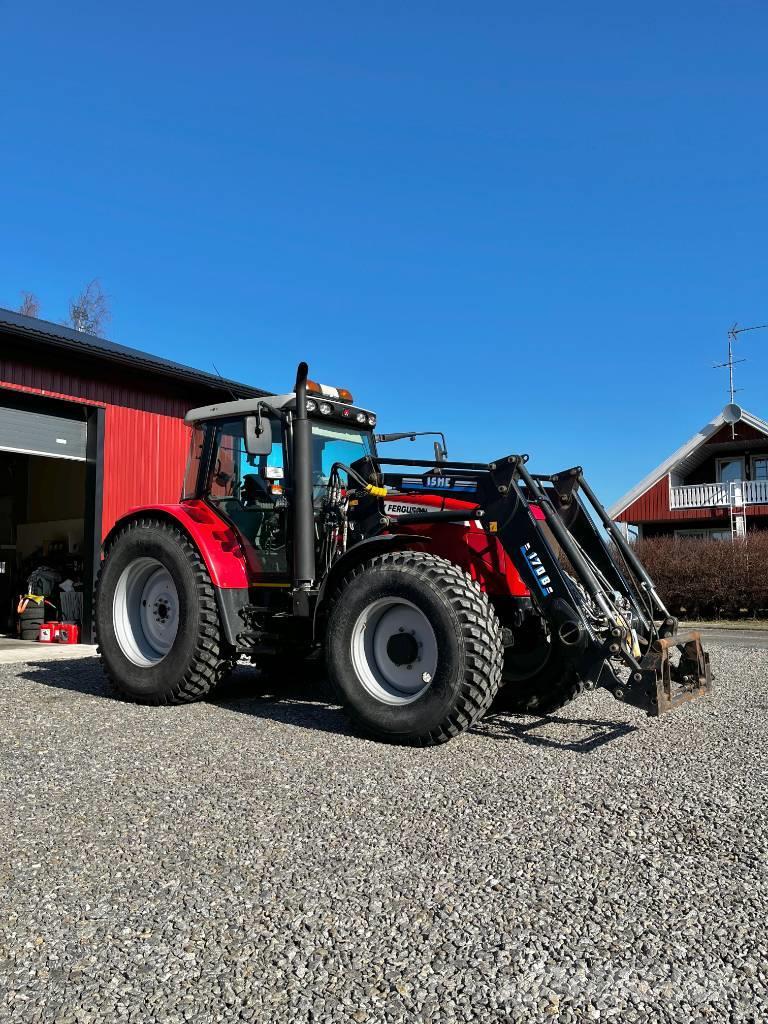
<box><xmin>329</xmin><ymin>550</ymin><xmax>503</xmax><ymax>745</ymax></box>
<box><xmin>95</xmin><ymin>516</ymin><xmax>227</xmax><ymax>705</ymax></box>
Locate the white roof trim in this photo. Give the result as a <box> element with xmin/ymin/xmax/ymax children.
<box><xmin>608</xmin><ymin>406</ymin><xmax>768</xmax><ymax>519</ymax></box>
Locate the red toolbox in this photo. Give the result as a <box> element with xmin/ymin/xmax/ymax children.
<box><xmin>56</xmin><ymin>623</ymin><xmax>80</xmax><ymax>644</ymax></box>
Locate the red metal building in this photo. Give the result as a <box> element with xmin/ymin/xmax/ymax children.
<box><xmin>0</xmin><ymin>307</ymin><xmax>264</xmax><ymax>639</ymax></box>
<box><xmin>609</xmin><ymin>404</ymin><xmax>768</xmax><ymax>541</ymax></box>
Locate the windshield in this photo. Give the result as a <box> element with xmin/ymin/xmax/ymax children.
<box><xmin>311</xmin><ymin>423</ymin><xmax>374</xmax><ymax>502</ymax></box>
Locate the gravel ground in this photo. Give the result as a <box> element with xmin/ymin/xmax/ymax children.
<box><xmin>1</xmin><ymin>645</ymin><xmax>767</xmax><ymax>1023</ymax></box>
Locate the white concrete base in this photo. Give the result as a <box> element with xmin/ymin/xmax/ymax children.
<box><xmin>0</xmin><ymin>637</ymin><xmax>97</xmax><ymax>664</ymax></box>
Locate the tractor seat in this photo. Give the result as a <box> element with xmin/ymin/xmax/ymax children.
<box><xmin>222</xmin><ymin>475</ymin><xmax>278</xmax><ymax>545</ymax></box>
<box><xmin>241</xmin><ymin>473</ymin><xmax>277</xmax><ymax>509</ymax></box>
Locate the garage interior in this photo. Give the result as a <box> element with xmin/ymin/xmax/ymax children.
<box><xmin>0</xmin><ymin>392</ymin><xmax>100</xmax><ymax>643</ymax></box>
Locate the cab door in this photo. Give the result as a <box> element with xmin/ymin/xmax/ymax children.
<box><xmin>206</xmin><ymin>416</ymin><xmax>289</xmax><ymax>580</ymax></box>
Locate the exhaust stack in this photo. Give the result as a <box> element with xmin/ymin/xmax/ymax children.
<box><xmin>292</xmin><ymin>361</ymin><xmax>316</xmax><ymax>605</ymax></box>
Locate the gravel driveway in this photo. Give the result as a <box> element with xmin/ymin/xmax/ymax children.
<box><xmin>1</xmin><ymin>645</ymin><xmax>766</xmax><ymax>1023</ymax></box>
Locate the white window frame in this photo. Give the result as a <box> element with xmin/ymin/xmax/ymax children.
<box><xmin>750</xmin><ymin>454</ymin><xmax>768</xmax><ymax>481</ymax></box>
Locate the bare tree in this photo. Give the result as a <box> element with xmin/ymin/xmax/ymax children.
<box><xmin>68</xmin><ymin>279</ymin><xmax>110</xmax><ymax>336</ymax></box>
<box><xmin>18</xmin><ymin>292</ymin><xmax>40</xmax><ymax>318</ymax></box>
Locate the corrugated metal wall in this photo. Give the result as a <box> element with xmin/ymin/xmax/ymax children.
<box><xmin>102</xmin><ymin>406</ymin><xmax>190</xmax><ymax>536</ymax></box>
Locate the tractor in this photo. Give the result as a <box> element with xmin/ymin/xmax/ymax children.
<box><xmin>95</xmin><ymin>363</ymin><xmax>711</xmax><ymax>744</ymax></box>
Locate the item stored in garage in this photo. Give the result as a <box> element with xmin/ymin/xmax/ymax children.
<box><xmin>56</xmin><ymin>623</ymin><xmax>80</xmax><ymax>644</ymax></box>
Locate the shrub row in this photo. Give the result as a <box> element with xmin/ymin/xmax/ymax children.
<box><xmin>633</xmin><ymin>533</ymin><xmax>768</xmax><ymax>619</ymax></box>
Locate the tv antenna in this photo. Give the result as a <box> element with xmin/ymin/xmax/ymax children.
<box><xmin>714</xmin><ymin>322</ymin><xmax>768</xmax><ymax>435</ymax></box>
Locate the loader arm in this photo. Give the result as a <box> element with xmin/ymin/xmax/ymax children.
<box><xmin>371</xmin><ymin>453</ymin><xmax>711</xmax><ymax>717</ymax></box>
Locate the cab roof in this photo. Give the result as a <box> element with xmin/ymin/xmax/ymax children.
<box><xmin>184</xmin><ymin>393</ymin><xmax>376</xmax><ymax>426</ymax></box>
<box><xmin>184</xmin><ymin>394</ymin><xmax>296</xmax><ymax>425</ymax></box>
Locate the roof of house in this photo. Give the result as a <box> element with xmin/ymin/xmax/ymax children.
<box><xmin>608</xmin><ymin>405</ymin><xmax>768</xmax><ymax>519</ymax></box>
<box><xmin>0</xmin><ymin>307</ymin><xmax>268</xmax><ymax>398</ymax></box>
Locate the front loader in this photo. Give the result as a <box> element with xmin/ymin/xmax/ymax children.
<box><xmin>95</xmin><ymin>362</ymin><xmax>711</xmax><ymax>745</ymax></box>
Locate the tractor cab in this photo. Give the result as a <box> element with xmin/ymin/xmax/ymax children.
<box><xmin>182</xmin><ymin>381</ymin><xmax>378</xmax><ymax>580</ymax></box>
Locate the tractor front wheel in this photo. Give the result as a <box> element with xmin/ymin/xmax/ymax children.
<box><xmin>325</xmin><ymin>551</ymin><xmax>503</xmax><ymax>745</ymax></box>
<box><xmin>95</xmin><ymin>518</ymin><xmax>231</xmax><ymax>704</ymax></box>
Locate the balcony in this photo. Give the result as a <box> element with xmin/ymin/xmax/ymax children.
<box><xmin>670</xmin><ymin>479</ymin><xmax>768</xmax><ymax>510</ymax></box>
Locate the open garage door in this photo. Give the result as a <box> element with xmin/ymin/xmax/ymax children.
<box><xmin>0</xmin><ymin>392</ymin><xmax>101</xmax><ymax>644</ymax></box>
<box><xmin>0</xmin><ymin>406</ymin><xmax>86</xmax><ymax>461</ymax></box>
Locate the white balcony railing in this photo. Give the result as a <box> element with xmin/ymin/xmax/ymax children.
<box><xmin>745</xmin><ymin>479</ymin><xmax>768</xmax><ymax>505</ymax></box>
<box><xmin>670</xmin><ymin>479</ymin><xmax>768</xmax><ymax>510</ymax></box>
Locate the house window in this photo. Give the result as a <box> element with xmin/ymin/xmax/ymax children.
<box><xmin>674</xmin><ymin>528</ymin><xmax>732</xmax><ymax>541</ymax></box>
<box><xmin>751</xmin><ymin>456</ymin><xmax>768</xmax><ymax>481</ymax></box>
<box><xmin>717</xmin><ymin>456</ymin><xmax>745</xmax><ymax>484</ymax></box>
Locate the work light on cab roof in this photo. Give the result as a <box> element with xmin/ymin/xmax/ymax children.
<box><xmin>305</xmin><ymin>379</ymin><xmax>376</xmax><ymax>425</ymax></box>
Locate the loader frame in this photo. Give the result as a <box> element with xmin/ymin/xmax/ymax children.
<box><xmin>366</xmin><ymin>452</ymin><xmax>712</xmax><ymax>717</ymax></box>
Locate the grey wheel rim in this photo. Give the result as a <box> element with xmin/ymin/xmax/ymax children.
<box><xmin>350</xmin><ymin>597</ymin><xmax>439</xmax><ymax>706</ymax></box>
<box><xmin>113</xmin><ymin>557</ymin><xmax>179</xmax><ymax>667</ymax></box>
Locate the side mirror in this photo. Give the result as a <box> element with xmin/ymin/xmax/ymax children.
<box><xmin>245</xmin><ymin>409</ymin><xmax>273</xmax><ymax>456</ymax></box>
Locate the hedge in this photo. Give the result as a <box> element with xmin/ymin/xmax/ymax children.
<box><xmin>633</xmin><ymin>534</ymin><xmax>768</xmax><ymax>619</ymax></box>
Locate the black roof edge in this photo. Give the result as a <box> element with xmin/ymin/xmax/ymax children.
<box><xmin>0</xmin><ymin>306</ymin><xmax>269</xmax><ymax>398</ymax></box>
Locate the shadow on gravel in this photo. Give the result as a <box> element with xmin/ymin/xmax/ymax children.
<box><xmin>210</xmin><ymin>666</ymin><xmax>354</xmax><ymax>737</ymax></box>
<box><xmin>19</xmin><ymin>659</ymin><xmax>118</xmax><ymax>699</ymax></box>
<box><xmin>16</xmin><ymin>660</ymin><xmax>636</xmax><ymax>750</ymax></box>
<box><xmin>17</xmin><ymin>659</ymin><xmax>351</xmax><ymax>732</ymax></box>
<box><xmin>478</xmin><ymin>712</ymin><xmax>638</xmax><ymax>753</ymax></box>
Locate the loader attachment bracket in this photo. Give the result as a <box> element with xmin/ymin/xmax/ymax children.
<box><xmin>606</xmin><ymin>631</ymin><xmax>712</xmax><ymax>717</ymax></box>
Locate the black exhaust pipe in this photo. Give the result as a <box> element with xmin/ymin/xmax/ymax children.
<box><xmin>292</xmin><ymin>362</ymin><xmax>316</xmax><ymax>605</ymax></box>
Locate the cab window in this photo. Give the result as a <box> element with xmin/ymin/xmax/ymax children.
<box><xmin>310</xmin><ymin>424</ymin><xmax>375</xmax><ymax>504</ymax></box>
<box><xmin>207</xmin><ymin>417</ymin><xmax>287</xmax><ymax>575</ymax></box>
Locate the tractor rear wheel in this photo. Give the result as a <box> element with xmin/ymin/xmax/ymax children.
<box><xmin>492</xmin><ymin>615</ymin><xmax>584</xmax><ymax>715</ymax></box>
<box><xmin>325</xmin><ymin>551</ymin><xmax>503</xmax><ymax>745</ymax></box>
<box><xmin>95</xmin><ymin>517</ymin><xmax>231</xmax><ymax>704</ymax></box>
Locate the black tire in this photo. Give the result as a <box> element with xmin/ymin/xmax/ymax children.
<box><xmin>21</xmin><ymin>627</ymin><xmax>41</xmax><ymax>640</ymax></box>
<box><xmin>492</xmin><ymin>616</ymin><xmax>584</xmax><ymax>715</ymax></box>
<box><xmin>20</xmin><ymin>606</ymin><xmax>45</xmax><ymax>622</ymax></box>
<box><xmin>95</xmin><ymin>517</ymin><xmax>230</xmax><ymax>704</ymax></box>
<box><xmin>325</xmin><ymin>551</ymin><xmax>503</xmax><ymax>745</ymax></box>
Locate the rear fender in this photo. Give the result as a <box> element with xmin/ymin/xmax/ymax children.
<box><xmin>103</xmin><ymin>502</ymin><xmax>251</xmax><ymax>648</ymax></box>
<box><xmin>104</xmin><ymin>501</ymin><xmax>250</xmax><ymax>588</ymax></box>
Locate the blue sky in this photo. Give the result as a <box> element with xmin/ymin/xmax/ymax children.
<box><xmin>2</xmin><ymin>2</ymin><xmax>767</xmax><ymax>503</ymax></box>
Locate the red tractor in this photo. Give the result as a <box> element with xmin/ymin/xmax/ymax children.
<box><xmin>95</xmin><ymin>363</ymin><xmax>711</xmax><ymax>744</ymax></box>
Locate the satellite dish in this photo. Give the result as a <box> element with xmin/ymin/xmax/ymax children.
<box><xmin>723</xmin><ymin>403</ymin><xmax>743</xmax><ymax>424</ymax></box>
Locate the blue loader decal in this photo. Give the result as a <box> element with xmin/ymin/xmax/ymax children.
<box><xmin>520</xmin><ymin>543</ymin><xmax>555</xmax><ymax>596</ymax></box>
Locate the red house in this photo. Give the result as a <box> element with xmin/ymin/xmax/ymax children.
<box><xmin>609</xmin><ymin>404</ymin><xmax>768</xmax><ymax>540</ymax></box>
<box><xmin>0</xmin><ymin>307</ymin><xmax>264</xmax><ymax>639</ymax></box>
